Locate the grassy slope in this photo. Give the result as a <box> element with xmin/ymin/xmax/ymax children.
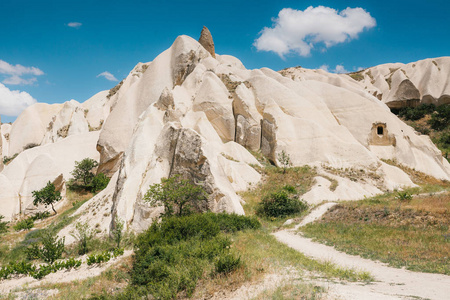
<box><xmin>301</xmin><ymin>174</ymin><xmax>450</xmax><ymax>275</ymax></box>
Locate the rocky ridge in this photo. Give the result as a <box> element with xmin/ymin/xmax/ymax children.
<box><xmin>0</xmin><ymin>29</ymin><xmax>449</xmax><ymax>240</ymax></box>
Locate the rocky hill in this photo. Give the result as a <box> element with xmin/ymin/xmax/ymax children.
<box><xmin>281</xmin><ymin>57</ymin><xmax>450</xmax><ymax>109</ymax></box>
<box><xmin>0</xmin><ymin>28</ymin><xmax>449</xmax><ymax>240</ymax></box>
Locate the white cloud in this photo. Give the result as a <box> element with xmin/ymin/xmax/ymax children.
<box><xmin>334</xmin><ymin>65</ymin><xmax>348</xmax><ymax>74</ymax></box>
<box><xmin>67</xmin><ymin>22</ymin><xmax>82</xmax><ymax>28</ymax></box>
<box><xmin>97</xmin><ymin>71</ymin><xmax>118</xmax><ymax>82</ymax></box>
<box><xmin>318</xmin><ymin>64</ymin><xmax>348</xmax><ymax>74</ymax></box>
<box><xmin>319</xmin><ymin>64</ymin><xmax>329</xmax><ymax>72</ymax></box>
<box><xmin>254</xmin><ymin>6</ymin><xmax>376</xmax><ymax>58</ymax></box>
<box><xmin>0</xmin><ymin>83</ymin><xmax>37</xmax><ymax>116</ymax></box>
<box><xmin>0</xmin><ymin>59</ymin><xmax>44</xmax><ymax>85</ymax></box>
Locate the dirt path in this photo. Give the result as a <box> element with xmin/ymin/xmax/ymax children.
<box><xmin>274</xmin><ymin>203</ymin><xmax>450</xmax><ymax>300</ymax></box>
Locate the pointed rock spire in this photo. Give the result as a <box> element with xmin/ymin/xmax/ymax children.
<box><xmin>198</xmin><ymin>26</ymin><xmax>215</xmax><ymax>58</ymax></box>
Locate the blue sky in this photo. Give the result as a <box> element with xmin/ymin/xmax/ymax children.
<box><xmin>1</xmin><ymin>0</ymin><xmax>449</xmax><ymax>122</ymax></box>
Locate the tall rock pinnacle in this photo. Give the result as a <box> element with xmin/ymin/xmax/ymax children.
<box><xmin>198</xmin><ymin>26</ymin><xmax>215</xmax><ymax>58</ymax></box>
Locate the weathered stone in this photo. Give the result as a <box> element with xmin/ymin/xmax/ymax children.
<box><xmin>198</xmin><ymin>26</ymin><xmax>215</xmax><ymax>58</ymax></box>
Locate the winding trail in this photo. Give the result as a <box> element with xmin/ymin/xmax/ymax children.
<box><xmin>273</xmin><ymin>203</ymin><xmax>450</xmax><ymax>300</ymax></box>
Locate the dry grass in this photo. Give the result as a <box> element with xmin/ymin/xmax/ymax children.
<box><xmin>381</xmin><ymin>159</ymin><xmax>448</xmax><ymax>187</ymax></box>
<box><xmin>301</xmin><ymin>191</ymin><xmax>450</xmax><ymax>274</ymax></box>
<box><xmin>241</xmin><ymin>166</ymin><xmax>316</xmax><ymax>218</ymax></box>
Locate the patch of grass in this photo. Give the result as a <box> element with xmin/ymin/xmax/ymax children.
<box><xmin>253</xmin><ymin>282</ymin><xmax>326</xmax><ymax>300</ymax></box>
<box><xmin>240</xmin><ymin>165</ymin><xmax>316</xmax><ymax>227</ymax></box>
<box><xmin>301</xmin><ymin>191</ymin><xmax>450</xmax><ymax>275</ymax></box>
<box><xmin>381</xmin><ymin>159</ymin><xmax>449</xmax><ymax>187</ymax></box>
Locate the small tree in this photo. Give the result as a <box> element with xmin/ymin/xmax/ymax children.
<box><xmin>112</xmin><ymin>217</ymin><xmax>124</xmax><ymax>248</ymax></box>
<box><xmin>277</xmin><ymin>150</ymin><xmax>292</xmax><ymax>174</ymax></box>
<box><xmin>71</xmin><ymin>221</ymin><xmax>95</xmax><ymax>255</ymax></box>
<box><xmin>32</xmin><ymin>181</ymin><xmax>62</xmax><ymax>215</ymax></box>
<box><xmin>71</xmin><ymin>158</ymin><xmax>98</xmax><ymax>186</ymax></box>
<box><xmin>40</xmin><ymin>230</ymin><xmax>65</xmax><ymax>264</ymax></box>
<box><xmin>144</xmin><ymin>175</ymin><xmax>208</xmax><ymax>217</ymax></box>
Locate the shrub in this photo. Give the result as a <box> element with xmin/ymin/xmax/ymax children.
<box><xmin>215</xmin><ymin>253</ymin><xmax>241</xmax><ymax>274</ymax></box>
<box><xmin>32</xmin><ymin>181</ymin><xmax>62</xmax><ymax>215</ymax></box>
<box><xmin>257</xmin><ymin>190</ymin><xmax>308</xmax><ymax>218</ymax></box>
<box><xmin>91</xmin><ymin>173</ymin><xmax>110</xmax><ymax>192</ymax></box>
<box><xmin>40</xmin><ymin>230</ymin><xmax>65</xmax><ymax>264</ymax></box>
<box><xmin>2</xmin><ymin>153</ymin><xmax>18</xmax><ymax>165</ymax></box>
<box><xmin>26</xmin><ymin>243</ymin><xmax>42</xmax><ymax>260</ymax></box>
<box><xmin>277</xmin><ymin>150</ymin><xmax>292</xmax><ymax>173</ymax></box>
<box><xmin>144</xmin><ymin>174</ymin><xmax>208</xmax><ymax>217</ymax></box>
<box><xmin>0</xmin><ymin>215</ymin><xmax>8</xmax><ymax>234</ymax></box>
<box><xmin>395</xmin><ymin>191</ymin><xmax>413</xmax><ymax>202</ymax></box>
<box><xmin>396</xmin><ymin>104</ymin><xmax>436</xmax><ymax>121</ymax></box>
<box><xmin>129</xmin><ymin>213</ymin><xmax>260</xmax><ymax>299</ymax></box>
<box><xmin>30</xmin><ymin>211</ymin><xmax>51</xmax><ymax>221</ymax></box>
<box><xmin>428</xmin><ymin>104</ymin><xmax>450</xmax><ymax>130</ymax></box>
<box><xmin>13</xmin><ymin>218</ymin><xmax>34</xmax><ymax>231</ymax></box>
<box><xmin>71</xmin><ymin>221</ymin><xmax>95</xmax><ymax>255</ymax></box>
<box><xmin>112</xmin><ymin>217</ymin><xmax>124</xmax><ymax>248</ymax></box>
<box><xmin>70</xmin><ymin>158</ymin><xmax>98</xmax><ymax>187</ymax></box>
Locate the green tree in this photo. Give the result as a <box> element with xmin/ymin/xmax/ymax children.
<box><xmin>144</xmin><ymin>175</ymin><xmax>208</xmax><ymax>217</ymax></box>
<box><xmin>71</xmin><ymin>158</ymin><xmax>98</xmax><ymax>186</ymax></box>
<box><xmin>277</xmin><ymin>150</ymin><xmax>292</xmax><ymax>174</ymax></box>
<box><xmin>32</xmin><ymin>181</ymin><xmax>62</xmax><ymax>215</ymax></box>
<box><xmin>40</xmin><ymin>230</ymin><xmax>65</xmax><ymax>264</ymax></box>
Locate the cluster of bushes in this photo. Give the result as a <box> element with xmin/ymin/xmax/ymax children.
<box><xmin>394</xmin><ymin>103</ymin><xmax>436</xmax><ymax>121</ymax></box>
<box><xmin>13</xmin><ymin>211</ymin><xmax>51</xmax><ymax>232</ymax></box>
<box><xmin>68</xmin><ymin>158</ymin><xmax>109</xmax><ymax>193</ymax></box>
<box><xmin>393</xmin><ymin>103</ymin><xmax>450</xmax><ymax>131</ymax></box>
<box><xmin>0</xmin><ymin>257</ymin><xmax>82</xmax><ymax>280</ymax></box>
<box><xmin>257</xmin><ymin>185</ymin><xmax>308</xmax><ymax>219</ymax></box>
<box><xmin>86</xmin><ymin>248</ymin><xmax>124</xmax><ymax>266</ymax></box>
<box><xmin>117</xmin><ymin>213</ymin><xmax>259</xmax><ymax>299</ymax></box>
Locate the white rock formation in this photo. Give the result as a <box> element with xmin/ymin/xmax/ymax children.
<box><xmin>1</xmin><ymin>32</ymin><xmax>449</xmax><ymax>236</ymax></box>
<box><xmin>281</xmin><ymin>57</ymin><xmax>450</xmax><ymax>109</ymax></box>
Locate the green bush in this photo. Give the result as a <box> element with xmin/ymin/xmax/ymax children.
<box><xmin>40</xmin><ymin>231</ymin><xmax>65</xmax><ymax>264</ymax></box>
<box><xmin>87</xmin><ymin>251</ymin><xmax>112</xmax><ymax>265</ymax></box>
<box><xmin>257</xmin><ymin>190</ymin><xmax>308</xmax><ymax>218</ymax></box>
<box><xmin>25</xmin><ymin>243</ymin><xmax>42</xmax><ymax>260</ymax></box>
<box><xmin>395</xmin><ymin>191</ymin><xmax>413</xmax><ymax>202</ymax></box>
<box><xmin>71</xmin><ymin>158</ymin><xmax>98</xmax><ymax>186</ymax></box>
<box><xmin>215</xmin><ymin>253</ymin><xmax>241</xmax><ymax>274</ymax></box>
<box><xmin>91</xmin><ymin>173</ymin><xmax>110</xmax><ymax>192</ymax></box>
<box><xmin>396</xmin><ymin>104</ymin><xmax>436</xmax><ymax>121</ymax></box>
<box><xmin>30</xmin><ymin>211</ymin><xmax>51</xmax><ymax>221</ymax></box>
<box><xmin>13</xmin><ymin>218</ymin><xmax>34</xmax><ymax>231</ymax></box>
<box><xmin>128</xmin><ymin>213</ymin><xmax>260</xmax><ymax>299</ymax></box>
<box><xmin>428</xmin><ymin>104</ymin><xmax>450</xmax><ymax>130</ymax></box>
<box><xmin>0</xmin><ymin>215</ymin><xmax>8</xmax><ymax>234</ymax></box>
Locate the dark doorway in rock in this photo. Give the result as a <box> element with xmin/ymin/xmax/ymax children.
<box><xmin>377</xmin><ymin>126</ymin><xmax>384</xmax><ymax>135</ymax></box>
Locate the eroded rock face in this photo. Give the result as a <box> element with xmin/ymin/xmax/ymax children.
<box><xmin>3</xmin><ymin>30</ymin><xmax>450</xmax><ymax>234</ymax></box>
<box><xmin>198</xmin><ymin>26</ymin><xmax>215</xmax><ymax>58</ymax></box>
<box><xmin>390</xmin><ymin>79</ymin><xmax>421</xmax><ymax>108</ymax></box>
